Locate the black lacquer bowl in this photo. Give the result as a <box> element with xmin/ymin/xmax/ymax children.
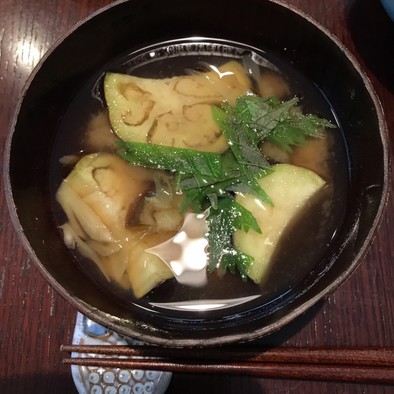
<box><xmin>4</xmin><ymin>0</ymin><xmax>390</xmax><ymax>346</ymax></box>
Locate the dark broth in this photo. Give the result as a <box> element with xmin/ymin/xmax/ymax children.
<box><xmin>50</xmin><ymin>40</ymin><xmax>349</xmax><ymax>317</ymax></box>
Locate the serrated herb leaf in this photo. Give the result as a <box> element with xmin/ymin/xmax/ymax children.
<box><xmin>212</xmin><ymin>104</ymin><xmax>273</xmax><ymax>206</ymax></box>
<box><xmin>118</xmin><ymin>140</ymin><xmax>222</xmax><ymax>178</ymax></box>
<box><xmin>207</xmin><ymin>198</ymin><xmax>261</xmax><ymax>279</ymax></box>
<box><xmin>233</xmin><ymin>95</ymin><xmax>336</xmax><ymax>152</ymax></box>
<box><xmin>267</xmin><ymin>111</ymin><xmax>335</xmax><ymax>151</ymax></box>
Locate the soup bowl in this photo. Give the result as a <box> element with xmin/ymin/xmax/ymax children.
<box><xmin>4</xmin><ymin>0</ymin><xmax>389</xmax><ymax>347</ymax></box>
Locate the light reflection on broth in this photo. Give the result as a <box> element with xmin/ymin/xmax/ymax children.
<box><xmin>50</xmin><ymin>41</ymin><xmax>348</xmax><ymax>315</ymax></box>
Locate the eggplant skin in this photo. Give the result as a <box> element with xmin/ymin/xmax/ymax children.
<box><xmin>104</xmin><ymin>61</ymin><xmax>251</xmax><ymax>153</ymax></box>
<box><xmin>234</xmin><ymin>164</ymin><xmax>325</xmax><ymax>284</ymax></box>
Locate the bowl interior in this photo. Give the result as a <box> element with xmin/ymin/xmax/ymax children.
<box><xmin>5</xmin><ymin>0</ymin><xmax>389</xmax><ymax>346</ymax></box>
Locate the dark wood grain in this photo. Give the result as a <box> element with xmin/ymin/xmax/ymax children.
<box><xmin>0</xmin><ymin>0</ymin><xmax>393</xmax><ymax>393</ymax></box>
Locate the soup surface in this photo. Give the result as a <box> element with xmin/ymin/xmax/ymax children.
<box><xmin>50</xmin><ymin>40</ymin><xmax>348</xmax><ymax>317</ymax></box>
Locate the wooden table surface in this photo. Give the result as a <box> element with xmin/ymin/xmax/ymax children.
<box><xmin>0</xmin><ymin>0</ymin><xmax>393</xmax><ymax>392</ymax></box>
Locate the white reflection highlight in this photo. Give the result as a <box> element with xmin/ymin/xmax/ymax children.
<box><xmin>146</xmin><ymin>210</ymin><xmax>209</xmax><ymax>286</ymax></box>
<box><xmin>16</xmin><ymin>40</ymin><xmax>42</xmax><ymax>68</ymax></box>
<box><xmin>208</xmin><ymin>64</ymin><xmax>234</xmax><ymax>79</ymax></box>
<box><xmin>150</xmin><ymin>295</ymin><xmax>260</xmax><ymax>311</ymax></box>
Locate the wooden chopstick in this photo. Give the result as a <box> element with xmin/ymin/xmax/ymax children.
<box><xmin>61</xmin><ymin>345</ymin><xmax>394</xmax><ymax>367</ymax></box>
<box><xmin>61</xmin><ymin>345</ymin><xmax>394</xmax><ymax>384</ymax></box>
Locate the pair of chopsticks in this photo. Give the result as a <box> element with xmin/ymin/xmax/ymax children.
<box><xmin>61</xmin><ymin>345</ymin><xmax>394</xmax><ymax>384</ymax></box>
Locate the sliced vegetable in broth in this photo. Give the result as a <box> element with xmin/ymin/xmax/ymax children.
<box><xmin>104</xmin><ymin>61</ymin><xmax>251</xmax><ymax>153</ymax></box>
<box><xmin>234</xmin><ymin>164</ymin><xmax>326</xmax><ymax>284</ymax></box>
